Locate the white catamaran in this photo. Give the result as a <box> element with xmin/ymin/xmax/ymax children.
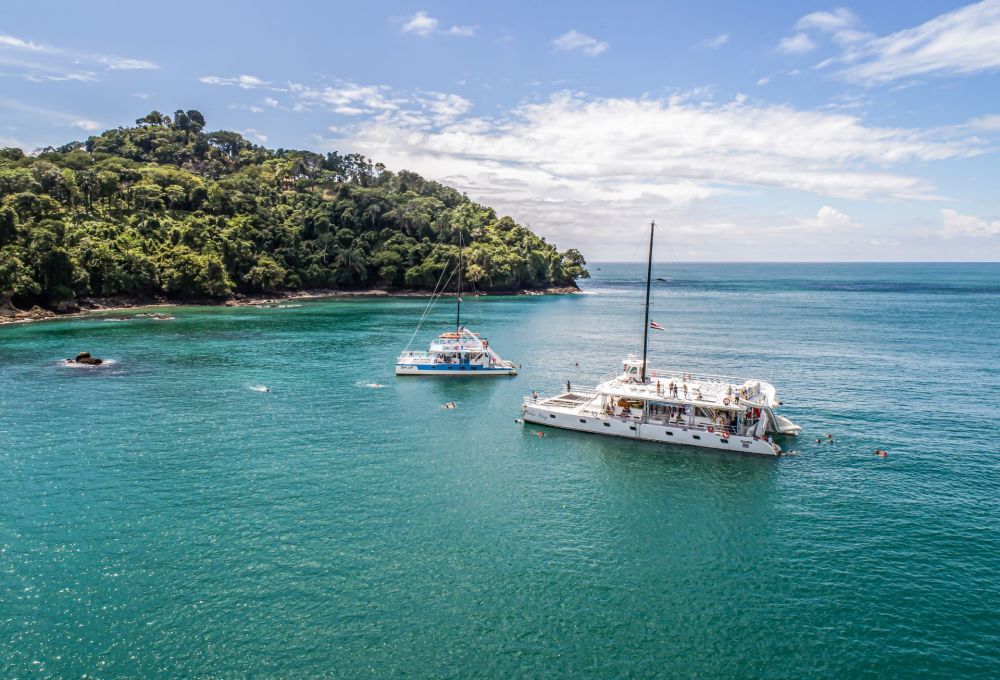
<box><xmin>521</xmin><ymin>221</ymin><xmax>800</xmax><ymax>456</ymax></box>
<box><xmin>395</xmin><ymin>239</ymin><xmax>518</xmax><ymax>377</ymax></box>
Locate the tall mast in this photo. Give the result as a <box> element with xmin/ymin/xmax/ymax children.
<box><xmin>456</xmin><ymin>232</ymin><xmax>463</xmax><ymax>330</ymax></box>
<box><xmin>640</xmin><ymin>220</ymin><xmax>655</xmax><ymax>383</ymax></box>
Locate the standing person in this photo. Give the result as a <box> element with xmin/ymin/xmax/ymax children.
<box><xmin>566</xmin><ymin>380</ymin><xmax>571</xmax><ymax>393</ymax></box>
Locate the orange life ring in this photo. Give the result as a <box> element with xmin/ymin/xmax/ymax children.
<box><xmin>723</xmin><ymin>397</ymin><xmax>731</xmax><ymax>405</ymax></box>
<box><xmin>707</xmin><ymin>426</ymin><xmax>714</xmax><ymax>433</ymax></box>
<box><xmin>721</xmin><ymin>431</ymin><xmax>729</xmax><ymax>439</ymax></box>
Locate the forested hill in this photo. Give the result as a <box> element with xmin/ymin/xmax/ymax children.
<box><xmin>0</xmin><ymin>109</ymin><xmax>588</xmax><ymax>309</ymax></box>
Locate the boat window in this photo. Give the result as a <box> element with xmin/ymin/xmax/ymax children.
<box><xmin>550</xmin><ymin>414</ymin><xmax>556</xmax><ymax>419</ymax></box>
<box><xmin>665</xmin><ymin>430</ymin><xmax>673</xmax><ymax>436</ymax></box>
<box><xmin>579</xmin><ymin>419</ymin><xmax>587</xmax><ymax>423</ymax></box>
<box><xmin>603</xmin><ymin>422</ymin><xmax>611</xmax><ymax>427</ymax></box>
<box><xmin>692</xmin><ymin>435</ymin><xmax>700</xmax><ymax>440</ymax></box>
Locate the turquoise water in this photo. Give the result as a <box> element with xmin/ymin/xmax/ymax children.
<box><xmin>2</xmin><ymin>263</ymin><xmax>999</xmax><ymax>678</ymax></box>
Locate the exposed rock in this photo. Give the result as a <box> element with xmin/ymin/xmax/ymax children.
<box><xmin>56</xmin><ymin>300</ymin><xmax>80</xmax><ymax>313</ymax></box>
<box><xmin>70</xmin><ymin>352</ymin><xmax>104</xmax><ymax>365</ymax></box>
<box><xmin>27</xmin><ymin>306</ymin><xmax>55</xmax><ymax>320</ymax></box>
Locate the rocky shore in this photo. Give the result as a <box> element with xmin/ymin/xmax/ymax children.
<box><xmin>0</xmin><ymin>286</ymin><xmax>580</xmax><ymax>326</ymax></box>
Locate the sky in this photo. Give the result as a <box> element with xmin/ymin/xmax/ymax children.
<box><xmin>2</xmin><ymin>0</ymin><xmax>1000</xmax><ymax>261</ymax></box>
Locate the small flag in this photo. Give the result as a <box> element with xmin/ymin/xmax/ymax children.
<box><xmin>649</xmin><ymin>321</ymin><xmax>665</xmax><ymax>331</ymax></box>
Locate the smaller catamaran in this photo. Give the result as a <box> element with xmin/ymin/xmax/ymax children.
<box><xmin>521</xmin><ymin>221</ymin><xmax>800</xmax><ymax>455</ymax></box>
<box><xmin>395</xmin><ymin>239</ymin><xmax>518</xmax><ymax>377</ymax></box>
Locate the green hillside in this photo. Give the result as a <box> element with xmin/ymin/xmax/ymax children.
<box><xmin>0</xmin><ymin>109</ymin><xmax>587</xmax><ymax>308</ymax></box>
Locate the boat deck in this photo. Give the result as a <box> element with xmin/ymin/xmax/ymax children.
<box><xmin>592</xmin><ymin>371</ymin><xmax>775</xmax><ymax>409</ymax></box>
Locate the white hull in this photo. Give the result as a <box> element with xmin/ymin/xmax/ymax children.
<box><xmin>395</xmin><ymin>365</ymin><xmax>517</xmax><ymax>376</ymax></box>
<box><xmin>522</xmin><ymin>404</ymin><xmax>780</xmax><ymax>456</ymax></box>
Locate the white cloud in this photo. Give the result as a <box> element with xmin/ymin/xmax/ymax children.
<box><xmin>242</xmin><ymin>128</ymin><xmax>268</xmax><ymax>144</ymax></box>
<box><xmin>290</xmin><ymin>81</ymin><xmax>399</xmax><ymax>114</ymax></box>
<box><xmin>402</xmin><ymin>11</ymin><xmax>438</xmax><ymax>36</ymax></box>
<box><xmin>838</xmin><ymin>0</ymin><xmax>1000</xmax><ymax>84</ymax></box>
<box><xmin>398</xmin><ymin>11</ymin><xmax>477</xmax><ymax>38</ymax></box>
<box><xmin>968</xmin><ymin>114</ymin><xmax>1000</xmax><ymax>131</ymax></box>
<box><xmin>200</xmin><ymin>74</ymin><xmax>271</xmax><ymax>89</ymax></box>
<box><xmin>0</xmin><ymin>98</ymin><xmax>102</xmax><ymax>134</ymax></box>
<box><xmin>756</xmin><ymin>77</ymin><xmax>770</xmax><ymax>86</ymax></box>
<box><xmin>699</xmin><ymin>33</ymin><xmax>730</xmax><ymax>49</ymax></box>
<box><xmin>322</xmin><ymin>89</ymin><xmax>981</xmax><ymax>250</ymax></box>
<box><xmin>553</xmin><ymin>30</ymin><xmax>609</xmax><ymax>56</ymax></box>
<box><xmin>0</xmin><ymin>32</ymin><xmax>158</xmax><ymax>80</ymax></box>
<box><xmin>777</xmin><ymin>33</ymin><xmax>817</xmax><ymax>54</ymax></box>
<box><xmin>941</xmin><ymin>208</ymin><xmax>1000</xmax><ymax>237</ymax></box>
<box><xmin>96</xmin><ymin>56</ymin><xmax>159</xmax><ymax>70</ymax></box>
<box><xmin>72</xmin><ymin>119</ymin><xmax>102</xmax><ymax>132</ymax></box>
<box><xmin>423</xmin><ymin>92</ymin><xmax>472</xmax><ymax>124</ymax></box>
<box><xmin>795</xmin><ymin>8</ymin><xmax>859</xmax><ymax>33</ymax></box>
<box><xmin>263</xmin><ymin>96</ymin><xmax>279</xmax><ymax>108</ymax></box>
<box><xmin>0</xmin><ymin>34</ymin><xmax>54</xmax><ymax>52</ymax></box>
<box><xmin>807</xmin><ymin>205</ymin><xmax>860</xmax><ymax>230</ymax></box>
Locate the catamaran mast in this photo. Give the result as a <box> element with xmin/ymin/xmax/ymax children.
<box><xmin>640</xmin><ymin>220</ymin><xmax>654</xmax><ymax>383</ymax></box>
<box><xmin>456</xmin><ymin>233</ymin><xmax>463</xmax><ymax>330</ymax></box>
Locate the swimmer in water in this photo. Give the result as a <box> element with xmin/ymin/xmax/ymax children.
<box><xmin>535</xmin><ymin>431</ymin><xmax>545</xmax><ymax>437</ymax></box>
<box><xmin>874</xmin><ymin>449</ymin><xmax>888</xmax><ymax>457</ymax></box>
<box><xmin>442</xmin><ymin>402</ymin><xmax>457</xmax><ymax>409</ymax></box>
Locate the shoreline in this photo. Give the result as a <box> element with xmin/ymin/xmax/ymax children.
<box><xmin>0</xmin><ymin>285</ymin><xmax>581</xmax><ymax>327</ymax></box>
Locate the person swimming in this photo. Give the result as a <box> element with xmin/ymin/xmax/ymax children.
<box><xmin>874</xmin><ymin>449</ymin><xmax>888</xmax><ymax>457</ymax></box>
<box><xmin>442</xmin><ymin>402</ymin><xmax>457</xmax><ymax>409</ymax></box>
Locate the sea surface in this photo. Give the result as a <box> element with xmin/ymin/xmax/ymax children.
<box><xmin>1</xmin><ymin>262</ymin><xmax>999</xmax><ymax>678</ymax></box>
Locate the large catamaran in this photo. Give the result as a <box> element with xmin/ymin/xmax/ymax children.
<box><xmin>395</xmin><ymin>238</ymin><xmax>518</xmax><ymax>377</ymax></box>
<box><xmin>521</xmin><ymin>221</ymin><xmax>800</xmax><ymax>456</ymax></box>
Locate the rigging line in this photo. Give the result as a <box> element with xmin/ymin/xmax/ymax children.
<box><xmin>404</xmin><ymin>261</ymin><xmax>453</xmax><ymax>351</ymax></box>
<box><xmin>403</xmin><ymin>262</ymin><xmax>458</xmax><ymax>351</ymax></box>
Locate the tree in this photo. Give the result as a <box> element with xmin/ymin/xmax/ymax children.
<box><xmin>0</xmin><ymin>108</ymin><xmax>587</xmax><ymax>305</ymax></box>
<box><xmin>0</xmin><ymin>245</ymin><xmax>40</xmax><ymax>301</ymax></box>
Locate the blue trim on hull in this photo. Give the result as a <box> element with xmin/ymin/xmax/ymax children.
<box><xmin>396</xmin><ymin>363</ymin><xmax>513</xmax><ymax>372</ymax></box>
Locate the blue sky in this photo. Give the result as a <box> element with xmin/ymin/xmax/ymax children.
<box><xmin>2</xmin><ymin>0</ymin><xmax>999</xmax><ymax>260</ymax></box>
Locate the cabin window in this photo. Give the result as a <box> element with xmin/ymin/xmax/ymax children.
<box><xmin>579</xmin><ymin>419</ymin><xmax>587</xmax><ymax>423</ymax></box>
<box><xmin>692</xmin><ymin>435</ymin><xmax>701</xmax><ymax>440</ymax></box>
<box><xmin>629</xmin><ymin>425</ymin><xmax>636</xmax><ymax>431</ymax></box>
<box><xmin>604</xmin><ymin>422</ymin><xmax>611</xmax><ymax>427</ymax></box>
<box><xmin>665</xmin><ymin>430</ymin><xmax>673</xmax><ymax>436</ymax></box>
<box><xmin>550</xmin><ymin>414</ymin><xmax>556</xmax><ymax>419</ymax></box>
<box><xmin>720</xmin><ymin>439</ymin><xmax>729</xmax><ymax>444</ymax></box>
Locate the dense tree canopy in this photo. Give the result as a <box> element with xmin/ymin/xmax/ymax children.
<box><xmin>0</xmin><ymin>110</ymin><xmax>587</xmax><ymax>306</ymax></box>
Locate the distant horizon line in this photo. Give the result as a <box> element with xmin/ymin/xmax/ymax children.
<box><xmin>585</xmin><ymin>260</ymin><xmax>1000</xmax><ymax>265</ymax></box>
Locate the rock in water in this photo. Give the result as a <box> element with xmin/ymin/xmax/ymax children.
<box><xmin>72</xmin><ymin>352</ymin><xmax>104</xmax><ymax>365</ymax></box>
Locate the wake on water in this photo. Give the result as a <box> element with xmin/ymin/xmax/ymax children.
<box><xmin>248</xmin><ymin>384</ymin><xmax>270</xmax><ymax>393</ymax></box>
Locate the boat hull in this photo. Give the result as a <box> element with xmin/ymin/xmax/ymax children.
<box><xmin>396</xmin><ymin>364</ymin><xmax>517</xmax><ymax>376</ymax></box>
<box><xmin>522</xmin><ymin>405</ymin><xmax>779</xmax><ymax>456</ymax></box>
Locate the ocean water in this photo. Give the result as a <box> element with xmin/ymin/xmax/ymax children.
<box><xmin>1</xmin><ymin>262</ymin><xmax>998</xmax><ymax>678</ymax></box>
